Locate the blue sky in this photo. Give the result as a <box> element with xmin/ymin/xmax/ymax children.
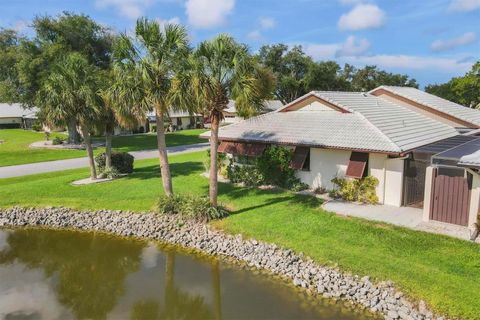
<box><xmin>0</xmin><ymin>0</ymin><xmax>479</xmax><ymax>86</ymax></box>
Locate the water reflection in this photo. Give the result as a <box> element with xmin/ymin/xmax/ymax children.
<box><xmin>0</xmin><ymin>228</ymin><xmax>375</xmax><ymax>320</ymax></box>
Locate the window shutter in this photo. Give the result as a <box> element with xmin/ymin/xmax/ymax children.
<box><xmin>346</xmin><ymin>152</ymin><xmax>369</xmax><ymax>178</ymax></box>
<box><xmin>218</xmin><ymin>142</ymin><xmax>266</xmax><ymax>156</ymax></box>
<box><xmin>290</xmin><ymin>147</ymin><xmax>310</xmax><ymax>170</ymax></box>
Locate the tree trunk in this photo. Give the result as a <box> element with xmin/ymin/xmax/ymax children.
<box><xmin>67</xmin><ymin>118</ymin><xmax>81</xmax><ymax>144</ymax></box>
<box><xmin>81</xmin><ymin>125</ymin><xmax>97</xmax><ymax>180</ymax></box>
<box><xmin>209</xmin><ymin>113</ymin><xmax>220</xmax><ymax>207</ymax></box>
<box><xmin>155</xmin><ymin>110</ymin><xmax>173</xmax><ymax>196</ymax></box>
<box><xmin>105</xmin><ymin>123</ymin><xmax>114</xmax><ymax>169</ymax></box>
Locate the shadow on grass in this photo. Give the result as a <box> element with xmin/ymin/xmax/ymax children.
<box><xmin>214</xmin><ymin>182</ymin><xmax>323</xmax><ymax>216</ymax></box>
<box><xmin>128</xmin><ymin>162</ymin><xmax>204</xmax><ymax>180</ymax></box>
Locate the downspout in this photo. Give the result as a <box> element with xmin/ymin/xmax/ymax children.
<box><xmin>382</xmin><ymin>154</ymin><xmax>409</xmax><ymax>205</ymax></box>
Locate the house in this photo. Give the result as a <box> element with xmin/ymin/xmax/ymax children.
<box><xmin>147</xmin><ymin>110</ymin><xmax>204</xmax><ymax>131</ymax></box>
<box><xmin>222</xmin><ymin>100</ymin><xmax>283</xmax><ymax>124</ymax></box>
<box><xmin>202</xmin><ymin>86</ymin><xmax>480</xmax><ymax>231</ymax></box>
<box><xmin>0</xmin><ymin>103</ymin><xmax>39</xmax><ymax>129</ymax></box>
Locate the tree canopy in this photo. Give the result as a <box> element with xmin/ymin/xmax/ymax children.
<box><xmin>426</xmin><ymin>61</ymin><xmax>480</xmax><ymax>108</ymax></box>
<box><xmin>257</xmin><ymin>44</ymin><xmax>418</xmax><ymax>103</ymax></box>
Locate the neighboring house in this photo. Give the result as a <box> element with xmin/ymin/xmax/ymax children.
<box><xmin>147</xmin><ymin>110</ymin><xmax>204</xmax><ymax>131</ymax></box>
<box><xmin>222</xmin><ymin>100</ymin><xmax>283</xmax><ymax>124</ymax></box>
<box><xmin>202</xmin><ymin>87</ymin><xmax>480</xmax><ymax>231</ymax></box>
<box><xmin>0</xmin><ymin>103</ymin><xmax>39</xmax><ymax>129</ymax></box>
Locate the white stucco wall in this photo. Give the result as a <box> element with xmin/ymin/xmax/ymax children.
<box><xmin>0</xmin><ymin>117</ymin><xmax>22</xmax><ymax>124</ymax></box>
<box><xmin>368</xmin><ymin>153</ymin><xmax>387</xmax><ymax>204</ymax></box>
<box><xmin>384</xmin><ymin>158</ymin><xmax>405</xmax><ymax>207</ymax></box>
<box><xmin>295</xmin><ymin>148</ymin><xmax>351</xmax><ymax>190</ymax></box>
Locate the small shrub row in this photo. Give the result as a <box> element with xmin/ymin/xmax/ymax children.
<box><xmin>156</xmin><ymin>194</ymin><xmax>229</xmax><ymax>222</ymax></box>
<box><xmin>52</xmin><ymin>136</ymin><xmax>66</xmax><ymax>145</ymax></box>
<box><xmin>95</xmin><ymin>152</ymin><xmax>134</xmax><ymax>174</ymax></box>
<box><xmin>329</xmin><ymin>176</ymin><xmax>379</xmax><ymax>204</ymax></box>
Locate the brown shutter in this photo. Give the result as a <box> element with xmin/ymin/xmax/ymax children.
<box><xmin>290</xmin><ymin>147</ymin><xmax>310</xmax><ymax>170</ymax></box>
<box><xmin>346</xmin><ymin>152</ymin><xmax>369</xmax><ymax>178</ymax></box>
<box><xmin>218</xmin><ymin>142</ymin><xmax>266</xmax><ymax>156</ymax></box>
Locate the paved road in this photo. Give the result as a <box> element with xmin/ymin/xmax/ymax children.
<box><xmin>0</xmin><ymin>143</ymin><xmax>210</xmax><ymax>179</ymax></box>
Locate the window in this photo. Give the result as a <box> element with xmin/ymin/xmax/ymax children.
<box><xmin>290</xmin><ymin>147</ymin><xmax>310</xmax><ymax>170</ymax></box>
<box><xmin>346</xmin><ymin>152</ymin><xmax>369</xmax><ymax>178</ymax></box>
<box><xmin>177</xmin><ymin>118</ymin><xmax>182</xmax><ymax>126</ymax></box>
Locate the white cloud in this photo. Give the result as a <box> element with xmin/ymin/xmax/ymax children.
<box><xmin>431</xmin><ymin>32</ymin><xmax>477</xmax><ymax>52</ymax></box>
<box><xmin>448</xmin><ymin>0</ymin><xmax>480</xmax><ymax>12</ymax></box>
<box><xmin>338</xmin><ymin>4</ymin><xmax>386</xmax><ymax>31</ymax></box>
<box><xmin>185</xmin><ymin>0</ymin><xmax>235</xmax><ymax>29</ymax></box>
<box><xmin>155</xmin><ymin>16</ymin><xmax>181</xmax><ymax>29</ymax></box>
<box><xmin>247</xmin><ymin>30</ymin><xmax>262</xmax><ymax>41</ymax></box>
<box><xmin>349</xmin><ymin>54</ymin><xmax>472</xmax><ymax>73</ymax></box>
<box><xmin>304</xmin><ymin>43</ymin><xmax>340</xmax><ymax>60</ymax></box>
<box><xmin>259</xmin><ymin>17</ymin><xmax>276</xmax><ymax>29</ymax></box>
<box><xmin>337</xmin><ymin>35</ymin><xmax>370</xmax><ymax>56</ymax></box>
<box><xmin>95</xmin><ymin>0</ymin><xmax>156</xmax><ymax>19</ymax></box>
<box><xmin>13</xmin><ymin>20</ymin><xmax>28</xmax><ymax>32</ymax></box>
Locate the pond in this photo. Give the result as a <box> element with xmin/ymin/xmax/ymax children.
<box><xmin>0</xmin><ymin>228</ymin><xmax>376</xmax><ymax>320</ymax></box>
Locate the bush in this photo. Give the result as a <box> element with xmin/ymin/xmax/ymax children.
<box><xmin>330</xmin><ymin>176</ymin><xmax>379</xmax><ymax>204</ymax></box>
<box><xmin>204</xmin><ymin>149</ymin><xmax>228</xmax><ymax>176</ymax></box>
<box><xmin>156</xmin><ymin>194</ymin><xmax>229</xmax><ymax>222</ymax></box>
<box><xmin>227</xmin><ymin>164</ymin><xmax>264</xmax><ymax>186</ymax></box>
<box><xmin>95</xmin><ymin>152</ymin><xmax>134</xmax><ymax>174</ymax></box>
<box><xmin>226</xmin><ymin>145</ymin><xmax>304</xmax><ymax>191</ymax></box>
<box><xmin>32</xmin><ymin>121</ymin><xmax>42</xmax><ymax>132</ymax></box>
<box><xmin>52</xmin><ymin>136</ymin><xmax>65</xmax><ymax>145</ymax></box>
<box><xmin>100</xmin><ymin>167</ymin><xmax>121</xmax><ymax>179</ymax></box>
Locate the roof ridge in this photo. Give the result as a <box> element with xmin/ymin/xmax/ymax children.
<box><xmin>313</xmin><ymin>92</ymin><xmax>401</xmax><ymax>152</ymax></box>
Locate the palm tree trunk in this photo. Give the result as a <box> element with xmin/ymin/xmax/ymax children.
<box><xmin>67</xmin><ymin>117</ymin><xmax>81</xmax><ymax>144</ymax></box>
<box><xmin>105</xmin><ymin>123</ymin><xmax>114</xmax><ymax>169</ymax></box>
<box><xmin>81</xmin><ymin>125</ymin><xmax>97</xmax><ymax>180</ymax></box>
<box><xmin>209</xmin><ymin>113</ymin><xmax>220</xmax><ymax>207</ymax></box>
<box><xmin>155</xmin><ymin>110</ymin><xmax>173</xmax><ymax>196</ymax></box>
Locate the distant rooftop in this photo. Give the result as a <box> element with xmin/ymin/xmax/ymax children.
<box><xmin>0</xmin><ymin>103</ymin><xmax>39</xmax><ymax>119</ymax></box>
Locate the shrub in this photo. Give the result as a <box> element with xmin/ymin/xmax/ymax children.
<box><xmin>52</xmin><ymin>136</ymin><xmax>65</xmax><ymax>145</ymax></box>
<box><xmin>330</xmin><ymin>176</ymin><xmax>379</xmax><ymax>204</ymax></box>
<box><xmin>95</xmin><ymin>152</ymin><xmax>134</xmax><ymax>174</ymax></box>
<box><xmin>291</xmin><ymin>182</ymin><xmax>310</xmax><ymax>192</ymax></box>
<box><xmin>101</xmin><ymin>167</ymin><xmax>121</xmax><ymax>179</ymax></box>
<box><xmin>227</xmin><ymin>164</ymin><xmax>263</xmax><ymax>186</ymax></box>
<box><xmin>156</xmin><ymin>194</ymin><xmax>229</xmax><ymax>222</ymax></box>
<box><xmin>313</xmin><ymin>186</ymin><xmax>327</xmax><ymax>194</ymax></box>
<box><xmin>32</xmin><ymin>121</ymin><xmax>42</xmax><ymax>132</ymax></box>
<box><xmin>204</xmin><ymin>149</ymin><xmax>228</xmax><ymax>176</ymax></box>
<box><xmin>256</xmin><ymin>146</ymin><xmax>296</xmax><ymax>188</ymax></box>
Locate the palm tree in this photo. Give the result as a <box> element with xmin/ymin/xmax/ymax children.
<box><xmin>180</xmin><ymin>35</ymin><xmax>273</xmax><ymax>206</ymax></box>
<box><xmin>38</xmin><ymin>52</ymin><xmax>101</xmax><ymax>179</ymax></box>
<box><xmin>110</xmin><ymin>18</ymin><xmax>189</xmax><ymax>196</ymax></box>
<box><xmin>97</xmin><ymin>71</ymin><xmax>117</xmax><ymax>170</ymax></box>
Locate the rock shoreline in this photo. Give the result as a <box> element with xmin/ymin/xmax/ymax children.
<box><xmin>0</xmin><ymin>207</ymin><xmax>440</xmax><ymax>320</ymax></box>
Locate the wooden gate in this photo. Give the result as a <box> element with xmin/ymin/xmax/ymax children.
<box><xmin>403</xmin><ymin>160</ymin><xmax>428</xmax><ymax>207</ymax></box>
<box><xmin>430</xmin><ymin>168</ymin><xmax>471</xmax><ymax>226</ymax></box>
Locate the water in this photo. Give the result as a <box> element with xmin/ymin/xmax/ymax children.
<box><xmin>0</xmin><ymin>228</ymin><xmax>375</xmax><ymax>320</ymax></box>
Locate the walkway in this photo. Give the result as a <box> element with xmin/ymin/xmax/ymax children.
<box><xmin>323</xmin><ymin>200</ymin><xmax>479</xmax><ymax>242</ymax></box>
<box><xmin>0</xmin><ymin>143</ymin><xmax>209</xmax><ymax>179</ymax></box>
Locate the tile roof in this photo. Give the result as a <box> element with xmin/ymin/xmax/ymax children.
<box><xmin>202</xmin><ymin>111</ymin><xmax>401</xmax><ymax>153</ymax></box>
<box><xmin>310</xmin><ymin>91</ymin><xmax>459</xmax><ymax>152</ymax></box>
<box><xmin>224</xmin><ymin>100</ymin><xmax>283</xmax><ymax>114</ymax></box>
<box><xmin>0</xmin><ymin>103</ymin><xmax>39</xmax><ymax>118</ymax></box>
<box><xmin>372</xmin><ymin>86</ymin><xmax>480</xmax><ymax>127</ymax></box>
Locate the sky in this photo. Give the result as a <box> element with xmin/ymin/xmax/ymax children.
<box><xmin>0</xmin><ymin>0</ymin><xmax>479</xmax><ymax>86</ymax></box>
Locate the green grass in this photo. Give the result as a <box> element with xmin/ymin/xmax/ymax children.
<box><xmin>0</xmin><ymin>151</ymin><xmax>479</xmax><ymax>319</ymax></box>
<box><xmin>0</xmin><ymin>129</ymin><xmax>207</xmax><ymax>167</ymax></box>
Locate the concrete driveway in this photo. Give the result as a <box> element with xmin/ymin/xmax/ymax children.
<box><xmin>0</xmin><ymin>143</ymin><xmax>209</xmax><ymax>179</ymax></box>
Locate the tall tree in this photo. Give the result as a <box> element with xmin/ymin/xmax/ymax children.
<box><xmin>2</xmin><ymin>13</ymin><xmax>112</xmax><ymax>144</ymax></box>
<box><xmin>0</xmin><ymin>29</ymin><xmax>22</xmax><ymax>102</ymax></box>
<box><xmin>349</xmin><ymin>65</ymin><xmax>418</xmax><ymax>91</ymax></box>
<box><xmin>38</xmin><ymin>53</ymin><xmax>101</xmax><ymax>179</ymax></box>
<box><xmin>426</xmin><ymin>61</ymin><xmax>480</xmax><ymax>108</ymax></box>
<box><xmin>110</xmin><ymin>18</ymin><xmax>189</xmax><ymax>196</ymax></box>
<box><xmin>182</xmin><ymin>35</ymin><xmax>273</xmax><ymax>206</ymax></box>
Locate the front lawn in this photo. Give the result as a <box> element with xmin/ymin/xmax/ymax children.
<box><xmin>0</xmin><ymin>151</ymin><xmax>478</xmax><ymax>319</ymax></box>
<box><xmin>0</xmin><ymin>129</ymin><xmax>207</xmax><ymax>167</ymax></box>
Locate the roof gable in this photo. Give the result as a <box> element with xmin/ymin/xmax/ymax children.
<box><xmin>370</xmin><ymin>86</ymin><xmax>480</xmax><ymax>128</ymax></box>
